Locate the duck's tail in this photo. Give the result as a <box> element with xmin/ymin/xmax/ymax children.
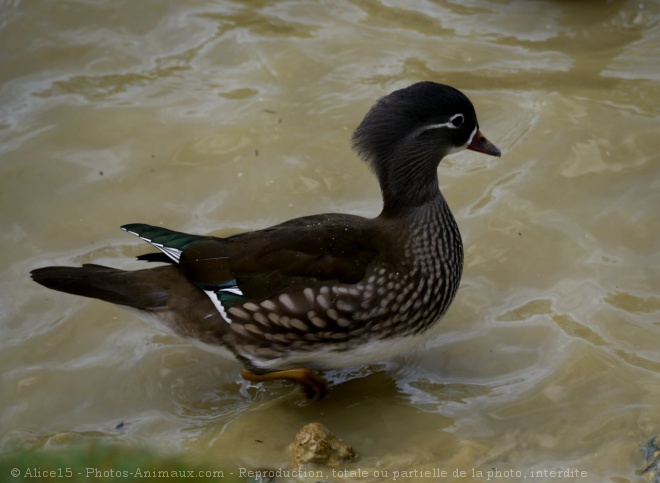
<box><xmin>30</xmin><ymin>264</ymin><xmax>169</xmax><ymax>309</ymax></box>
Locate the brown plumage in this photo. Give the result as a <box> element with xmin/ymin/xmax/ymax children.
<box><xmin>31</xmin><ymin>82</ymin><xmax>501</xmax><ymax>398</ymax></box>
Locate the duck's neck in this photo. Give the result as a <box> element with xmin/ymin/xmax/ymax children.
<box><xmin>376</xmin><ymin>152</ymin><xmax>444</xmax><ymax>217</ymax></box>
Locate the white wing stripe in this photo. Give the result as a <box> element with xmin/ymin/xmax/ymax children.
<box><xmin>202</xmin><ymin>287</ymin><xmax>244</xmax><ymax>325</ymax></box>
<box><xmin>124</xmin><ymin>230</ymin><xmax>182</xmax><ymax>263</ymax></box>
<box><xmin>124</xmin><ymin>227</ymin><xmax>240</xmax><ymax>323</ymax></box>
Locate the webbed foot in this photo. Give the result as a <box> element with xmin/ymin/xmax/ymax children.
<box><xmin>240</xmin><ymin>367</ymin><xmax>328</xmax><ymax>399</ymax></box>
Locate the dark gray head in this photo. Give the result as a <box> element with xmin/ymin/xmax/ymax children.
<box><xmin>352</xmin><ymin>82</ymin><xmax>500</xmax><ymax>215</ymax></box>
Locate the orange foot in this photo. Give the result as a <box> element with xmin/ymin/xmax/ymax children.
<box><xmin>240</xmin><ymin>367</ymin><xmax>329</xmax><ymax>399</ymax></box>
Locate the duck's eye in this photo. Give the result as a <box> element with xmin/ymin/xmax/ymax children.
<box><xmin>450</xmin><ymin>114</ymin><xmax>464</xmax><ymax>128</ymax></box>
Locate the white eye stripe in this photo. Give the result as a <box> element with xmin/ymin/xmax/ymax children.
<box><xmin>419</xmin><ymin>113</ymin><xmax>465</xmax><ymax>133</ymax></box>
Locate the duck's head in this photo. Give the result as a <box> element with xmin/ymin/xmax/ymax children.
<box><xmin>352</xmin><ymin>82</ymin><xmax>500</xmax><ymax>214</ymax></box>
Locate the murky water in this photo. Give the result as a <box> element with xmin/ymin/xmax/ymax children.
<box><xmin>1</xmin><ymin>0</ymin><xmax>659</xmax><ymax>481</ymax></box>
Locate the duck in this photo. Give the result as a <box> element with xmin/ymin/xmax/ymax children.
<box><xmin>31</xmin><ymin>81</ymin><xmax>501</xmax><ymax>399</ymax></box>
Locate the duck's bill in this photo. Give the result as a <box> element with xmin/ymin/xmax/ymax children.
<box><xmin>467</xmin><ymin>130</ymin><xmax>501</xmax><ymax>157</ymax></box>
